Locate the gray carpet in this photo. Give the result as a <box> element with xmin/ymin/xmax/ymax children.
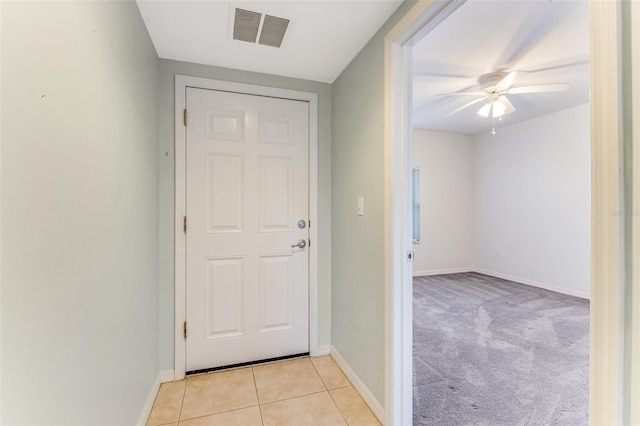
<box><xmin>413</xmin><ymin>272</ymin><xmax>589</xmax><ymax>426</ymax></box>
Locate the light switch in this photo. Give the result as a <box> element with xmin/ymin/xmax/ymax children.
<box><xmin>357</xmin><ymin>196</ymin><xmax>364</xmax><ymax>216</ymax></box>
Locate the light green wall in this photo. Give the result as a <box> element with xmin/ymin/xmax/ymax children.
<box><xmin>158</xmin><ymin>59</ymin><xmax>332</xmax><ymax>369</ymax></box>
<box><xmin>331</xmin><ymin>1</ymin><xmax>415</xmax><ymax>406</ymax></box>
<box><xmin>1</xmin><ymin>1</ymin><xmax>159</xmax><ymax>424</ymax></box>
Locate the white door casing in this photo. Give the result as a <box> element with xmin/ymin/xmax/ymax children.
<box><xmin>185</xmin><ymin>87</ymin><xmax>309</xmax><ymax>371</ymax></box>
<box><xmin>174</xmin><ymin>76</ymin><xmax>319</xmax><ymax>380</ymax></box>
<box><xmin>171</xmin><ymin>75</ymin><xmax>318</xmax><ymax>372</ymax></box>
<box><xmin>384</xmin><ymin>2</ymin><xmax>466</xmax><ymax>424</ymax></box>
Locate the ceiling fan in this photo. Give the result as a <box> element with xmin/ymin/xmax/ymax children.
<box><xmin>441</xmin><ymin>70</ymin><xmax>570</xmax><ymax>119</ymax></box>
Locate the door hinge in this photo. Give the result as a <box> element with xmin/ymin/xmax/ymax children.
<box><xmin>183</xmin><ymin>108</ymin><xmax>187</xmax><ymax>126</ymax></box>
<box><xmin>183</xmin><ymin>321</ymin><xmax>187</xmax><ymax>339</ymax></box>
<box><xmin>308</xmin><ymin>239</ymin><xmax>311</xmax><ymax>247</ymax></box>
<box><xmin>183</xmin><ymin>216</ymin><xmax>187</xmax><ymax>233</ymax></box>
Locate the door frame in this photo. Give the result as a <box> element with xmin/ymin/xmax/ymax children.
<box><xmin>174</xmin><ymin>75</ymin><xmax>320</xmax><ymax>380</ymax></box>
<box><xmin>384</xmin><ymin>1</ymin><xmax>625</xmax><ymax>425</ymax></box>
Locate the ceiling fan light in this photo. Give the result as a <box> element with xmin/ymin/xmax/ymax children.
<box><xmin>478</xmin><ymin>103</ymin><xmax>492</xmax><ymax>117</ymax></box>
<box><xmin>492</xmin><ymin>101</ymin><xmax>506</xmax><ymax>118</ymax></box>
<box><xmin>498</xmin><ymin>95</ymin><xmax>516</xmax><ymax>115</ymax></box>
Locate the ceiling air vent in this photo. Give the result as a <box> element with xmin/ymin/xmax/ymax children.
<box><xmin>259</xmin><ymin>15</ymin><xmax>290</xmax><ymax>48</ymax></box>
<box><xmin>233</xmin><ymin>8</ymin><xmax>261</xmax><ymax>43</ymax></box>
<box><xmin>232</xmin><ymin>8</ymin><xmax>290</xmax><ymax>48</ymax></box>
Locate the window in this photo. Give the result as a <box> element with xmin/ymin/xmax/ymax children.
<box><xmin>412</xmin><ymin>167</ymin><xmax>420</xmax><ymax>243</ymax></box>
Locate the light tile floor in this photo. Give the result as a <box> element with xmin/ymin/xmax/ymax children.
<box><xmin>147</xmin><ymin>356</ymin><xmax>381</xmax><ymax>426</ymax></box>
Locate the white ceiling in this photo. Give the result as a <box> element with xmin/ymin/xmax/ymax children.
<box><xmin>135</xmin><ymin>0</ymin><xmax>402</xmax><ymax>83</ymax></box>
<box><xmin>412</xmin><ymin>0</ymin><xmax>590</xmax><ymax>135</ymax></box>
<box><xmin>136</xmin><ymin>0</ymin><xmax>588</xmax><ymax>133</ymax></box>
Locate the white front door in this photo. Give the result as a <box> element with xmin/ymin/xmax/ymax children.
<box><xmin>185</xmin><ymin>87</ymin><xmax>309</xmax><ymax>372</ymax></box>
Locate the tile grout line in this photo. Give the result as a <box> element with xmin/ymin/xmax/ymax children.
<box><xmin>155</xmin><ymin>421</ymin><xmax>178</xmax><ymax>426</ymax></box>
<box><xmin>176</xmin><ymin>378</ymin><xmax>187</xmax><ymax>424</ymax></box>
<box><xmin>253</xmin><ymin>357</ymin><xmax>330</xmax><ymax>406</ymax></box>
<box><xmin>251</xmin><ymin>367</ymin><xmax>266</xmax><ymax>426</ymax></box>
<box><xmin>146</xmin><ymin>387</ymin><xmax>161</xmax><ymax>426</ymax></box>
<box><xmin>260</xmin><ymin>389</ymin><xmax>332</xmax><ymax>407</ymax></box>
<box><xmin>177</xmin><ymin>405</ymin><xmax>262</xmax><ymax>424</ymax></box>
<box><xmin>311</xmin><ymin>358</ymin><xmax>376</xmax><ymax>426</ymax></box>
<box><xmin>327</xmin><ymin>387</ymin><xmax>351</xmax><ymax>426</ymax></box>
<box><xmin>309</xmin><ymin>357</ymin><xmax>330</xmax><ymax>391</ymax></box>
<box><xmin>178</xmin><ymin>367</ymin><xmax>264</xmax><ymax>423</ymax></box>
<box><xmin>329</xmin><ymin>384</ymin><xmax>352</xmax><ymax>391</ymax></box>
<box><xmin>310</xmin><ymin>356</ymin><xmax>354</xmax><ymax>393</ymax></box>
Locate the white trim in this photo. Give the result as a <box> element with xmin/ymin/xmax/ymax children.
<box><xmin>413</xmin><ymin>267</ymin><xmax>473</xmax><ymax>277</ymax></box>
<box><xmin>628</xmin><ymin>1</ymin><xmax>640</xmax><ymax>423</ymax></box>
<box><xmin>136</xmin><ymin>373</ymin><xmax>161</xmax><ymax>426</ymax></box>
<box><xmin>0</xmin><ymin>2</ymin><xmax>3</xmax><ymax>420</ymax></box>
<box><xmin>413</xmin><ymin>268</ymin><xmax>590</xmax><ymax>299</ymax></box>
<box><xmin>159</xmin><ymin>370</ymin><xmax>175</xmax><ymax>383</ymax></box>
<box><xmin>330</xmin><ymin>346</ymin><xmax>384</xmax><ymax>423</ymax></box>
<box><xmin>311</xmin><ymin>344</ymin><xmax>331</xmax><ymax>357</ymax></box>
<box><xmin>474</xmin><ymin>269</ymin><xmax>590</xmax><ymax>300</ymax></box>
<box><xmin>383</xmin><ymin>1</ymin><xmax>465</xmax><ymax>425</ymax></box>
<box><xmin>174</xmin><ymin>75</ymin><xmax>320</xmax><ymax>380</ymax></box>
<box><xmin>590</xmin><ymin>1</ymin><xmax>624</xmax><ymax>424</ymax></box>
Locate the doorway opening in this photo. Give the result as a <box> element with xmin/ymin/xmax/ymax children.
<box><xmin>410</xmin><ymin>1</ymin><xmax>590</xmax><ymax>424</ymax></box>
<box><xmin>384</xmin><ymin>1</ymin><xmax>625</xmax><ymax>425</ymax></box>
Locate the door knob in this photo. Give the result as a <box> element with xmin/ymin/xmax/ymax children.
<box><xmin>291</xmin><ymin>239</ymin><xmax>307</xmax><ymax>249</ymax></box>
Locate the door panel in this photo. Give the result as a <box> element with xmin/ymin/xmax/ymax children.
<box><xmin>205</xmin><ymin>257</ymin><xmax>244</xmax><ymax>339</ymax></box>
<box><xmin>259</xmin><ymin>115</ymin><xmax>294</xmax><ymax>145</ymax></box>
<box><xmin>259</xmin><ymin>255</ymin><xmax>294</xmax><ymax>332</ymax></box>
<box><xmin>206</xmin><ymin>110</ymin><xmax>245</xmax><ymax>141</ymax></box>
<box><xmin>185</xmin><ymin>88</ymin><xmax>309</xmax><ymax>371</ymax></box>
<box><xmin>260</xmin><ymin>157</ymin><xmax>293</xmax><ymax>231</ymax></box>
<box><xmin>206</xmin><ymin>154</ymin><xmax>244</xmax><ymax>233</ymax></box>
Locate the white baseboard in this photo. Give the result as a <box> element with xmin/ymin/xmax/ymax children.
<box><xmin>136</xmin><ymin>372</ymin><xmax>161</xmax><ymax>426</ymax></box>
<box><xmin>311</xmin><ymin>344</ymin><xmax>331</xmax><ymax>357</ymax></box>
<box><xmin>413</xmin><ymin>267</ymin><xmax>473</xmax><ymax>277</ymax></box>
<box><xmin>474</xmin><ymin>268</ymin><xmax>591</xmax><ymax>300</ymax></box>
<box><xmin>330</xmin><ymin>346</ymin><xmax>384</xmax><ymax>423</ymax></box>
<box><xmin>160</xmin><ymin>370</ymin><xmax>175</xmax><ymax>383</ymax></box>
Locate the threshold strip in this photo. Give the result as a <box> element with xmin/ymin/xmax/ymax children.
<box><xmin>186</xmin><ymin>352</ymin><xmax>310</xmax><ymax>376</ymax></box>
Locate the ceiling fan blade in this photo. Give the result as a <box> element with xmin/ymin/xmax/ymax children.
<box><xmin>438</xmin><ymin>91</ymin><xmax>483</xmax><ymax>97</ymax></box>
<box><xmin>413</xmin><ymin>72</ymin><xmax>476</xmax><ymax>80</ymax></box>
<box><xmin>494</xmin><ymin>4</ymin><xmax>573</xmax><ymax>72</ymax></box>
<box><xmin>498</xmin><ymin>95</ymin><xmax>516</xmax><ymax>115</ymax></box>
<box><xmin>446</xmin><ymin>97</ymin><xmax>487</xmax><ymax>116</ymax></box>
<box><xmin>477</xmin><ymin>103</ymin><xmax>492</xmax><ymax>118</ymax></box>
<box><xmin>496</xmin><ymin>71</ymin><xmax>520</xmax><ymax>90</ymax></box>
<box><xmin>508</xmin><ymin>83</ymin><xmax>570</xmax><ymax>94</ymax></box>
<box><xmin>528</xmin><ymin>59</ymin><xmax>589</xmax><ymax>74</ymax></box>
